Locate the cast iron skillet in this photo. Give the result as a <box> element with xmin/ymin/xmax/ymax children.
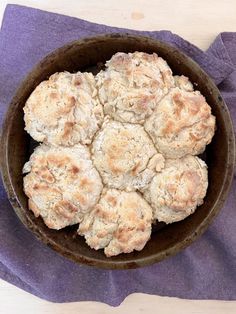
<box><xmin>0</xmin><ymin>34</ymin><xmax>235</xmax><ymax>269</ymax></box>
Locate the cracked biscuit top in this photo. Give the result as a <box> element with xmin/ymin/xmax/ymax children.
<box><xmin>174</xmin><ymin>75</ymin><xmax>194</xmax><ymax>92</ymax></box>
<box><xmin>96</xmin><ymin>52</ymin><xmax>175</xmax><ymax>124</ymax></box>
<box><xmin>23</xmin><ymin>144</ymin><xmax>103</xmax><ymax>229</ymax></box>
<box><xmin>24</xmin><ymin>71</ymin><xmax>103</xmax><ymax>146</ymax></box>
<box><xmin>78</xmin><ymin>188</ymin><xmax>153</xmax><ymax>257</ymax></box>
<box><xmin>92</xmin><ymin>119</ymin><xmax>165</xmax><ymax>191</ymax></box>
<box><xmin>144</xmin><ymin>87</ymin><xmax>216</xmax><ymax>158</ymax></box>
<box><xmin>143</xmin><ymin>155</ymin><xmax>208</xmax><ymax>224</ymax></box>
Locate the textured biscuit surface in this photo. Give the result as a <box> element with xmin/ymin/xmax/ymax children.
<box><xmin>78</xmin><ymin>188</ymin><xmax>152</xmax><ymax>257</ymax></box>
<box><xmin>143</xmin><ymin>155</ymin><xmax>208</xmax><ymax>224</ymax></box>
<box><xmin>174</xmin><ymin>75</ymin><xmax>194</xmax><ymax>92</ymax></box>
<box><xmin>92</xmin><ymin>119</ymin><xmax>165</xmax><ymax>191</ymax></box>
<box><xmin>24</xmin><ymin>71</ymin><xmax>103</xmax><ymax>146</ymax></box>
<box><xmin>96</xmin><ymin>52</ymin><xmax>175</xmax><ymax>124</ymax></box>
<box><xmin>144</xmin><ymin>87</ymin><xmax>216</xmax><ymax>158</ymax></box>
<box><xmin>23</xmin><ymin>144</ymin><xmax>103</xmax><ymax>229</ymax></box>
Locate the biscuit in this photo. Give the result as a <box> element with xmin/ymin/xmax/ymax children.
<box><xmin>92</xmin><ymin>119</ymin><xmax>165</xmax><ymax>191</ymax></box>
<box><xmin>24</xmin><ymin>71</ymin><xmax>103</xmax><ymax>146</ymax></box>
<box><xmin>23</xmin><ymin>144</ymin><xmax>103</xmax><ymax>229</ymax></box>
<box><xmin>78</xmin><ymin>188</ymin><xmax>152</xmax><ymax>257</ymax></box>
<box><xmin>143</xmin><ymin>155</ymin><xmax>208</xmax><ymax>224</ymax></box>
<box><xmin>144</xmin><ymin>87</ymin><xmax>216</xmax><ymax>158</ymax></box>
<box><xmin>96</xmin><ymin>52</ymin><xmax>175</xmax><ymax>124</ymax></box>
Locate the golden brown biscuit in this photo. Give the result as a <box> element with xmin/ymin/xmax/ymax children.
<box><xmin>144</xmin><ymin>87</ymin><xmax>216</xmax><ymax>158</ymax></box>
<box><xmin>96</xmin><ymin>52</ymin><xmax>175</xmax><ymax>124</ymax></box>
<box><xmin>78</xmin><ymin>188</ymin><xmax>152</xmax><ymax>257</ymax></box>
<box><xmin>23</xmin><ymin>144</ymin><xmax>103</xmax><ymax>229</ymax></box>
<box><xmin>143</xmin><ymin>155</ymin><xmax>208</xmax><ymax>224</ymax></box>
<box><xmin>24</xmin><ymin>71</ymin><xmax>103</xmax><ymax>146</ymax></box>
<box><xmin>92</xmin><ymin>119</ymin><xmax>165</xmax><ymax>191</ymax></box>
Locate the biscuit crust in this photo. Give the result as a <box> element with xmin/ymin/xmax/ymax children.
<box><xmin>78</xmin><ymin>189</ymin><xmax>152</xmax><ymax>257</ymax></box>
<box><xmin>23</xmin><ymin>144</ymin><xmax>103</xmax><ymax>229</ymax></box>
<box><xmin>144</xmin><ymin>88</ymin><xmax>216</xmax><ymax>158</ymax></box>
<box><xmin>143</xmin><ymin>155</ymin><xmax>208</xmax><ymax>224</ymax></box>
<box><xmin>92</xmin><ymin>119</ymin><xmax>165</xmax><ymax>191</ymax></box>
<box><xmin>24</xmin><ymin>71</ymin><xmax>103</xmax><ymax>146</ymax></box>
<box><xmin>96</xmin><ymin>52</ymin><xmax>175</xmax><ymax>124</ymax></box>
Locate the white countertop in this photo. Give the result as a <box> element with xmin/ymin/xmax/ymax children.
<box><xmin>1</xmin><ymin>1</ymin><xmax>236</xmax><ymax>313</ymax></box>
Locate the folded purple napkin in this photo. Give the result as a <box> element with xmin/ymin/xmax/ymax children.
<box><xmin>0</xmin><ymin>4</ymin><xmax>235</xmax><ymax>305</ymax></box>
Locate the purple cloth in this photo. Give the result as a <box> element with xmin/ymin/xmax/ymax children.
<box><xmin>0</xmin><ymin>4</ymin><xmax>236</xmax><ymax>305</ymax></box>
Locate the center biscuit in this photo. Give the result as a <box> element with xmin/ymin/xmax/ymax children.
<box><xmin>91</xmin><ymin>118</ymin><xmax>165</xmax><ymax>191</ymax></box>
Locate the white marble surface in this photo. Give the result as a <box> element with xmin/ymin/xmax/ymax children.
<box><xmin>0</xmin><ymin>1</ymin><xmax>236</xmax><ymax>313</ymax></box>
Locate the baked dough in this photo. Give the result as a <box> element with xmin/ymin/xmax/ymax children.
<box><xmin>144</xmin><ymin>87</ymin><xmax>216</xmax><ymax>158</ymax></box>
<box><xmin>92</xmin><ymin>119</ymin><xmax>165</xmax><ymax>191</ymax></box>
<box><xmin>78</xmin><ymin>188</ymin><xmax>152</xmax><ymax>257</ymax></box>
<box><xmin>96</xmin><ymin>52</ymin><xmax>175</xmax><ymax>124</ymax></box>
<box><xmin>23</xmin><ymin>144</ymin><xmax>103</xmax><ymax>229</ymax></box>
<box><xmin>24</xmin><ymin>71</ymin><xmax>103</xmax><ymax>146</ymax></box>
<box><xmin>143</xmin><ymin>155</ymin><xmax>208</xmax><ymax>224</ymax></box>
<box><xmin>174</xmin><ymin>75</ymin><xmax>194</xmax><ymax>91</ymax></box>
